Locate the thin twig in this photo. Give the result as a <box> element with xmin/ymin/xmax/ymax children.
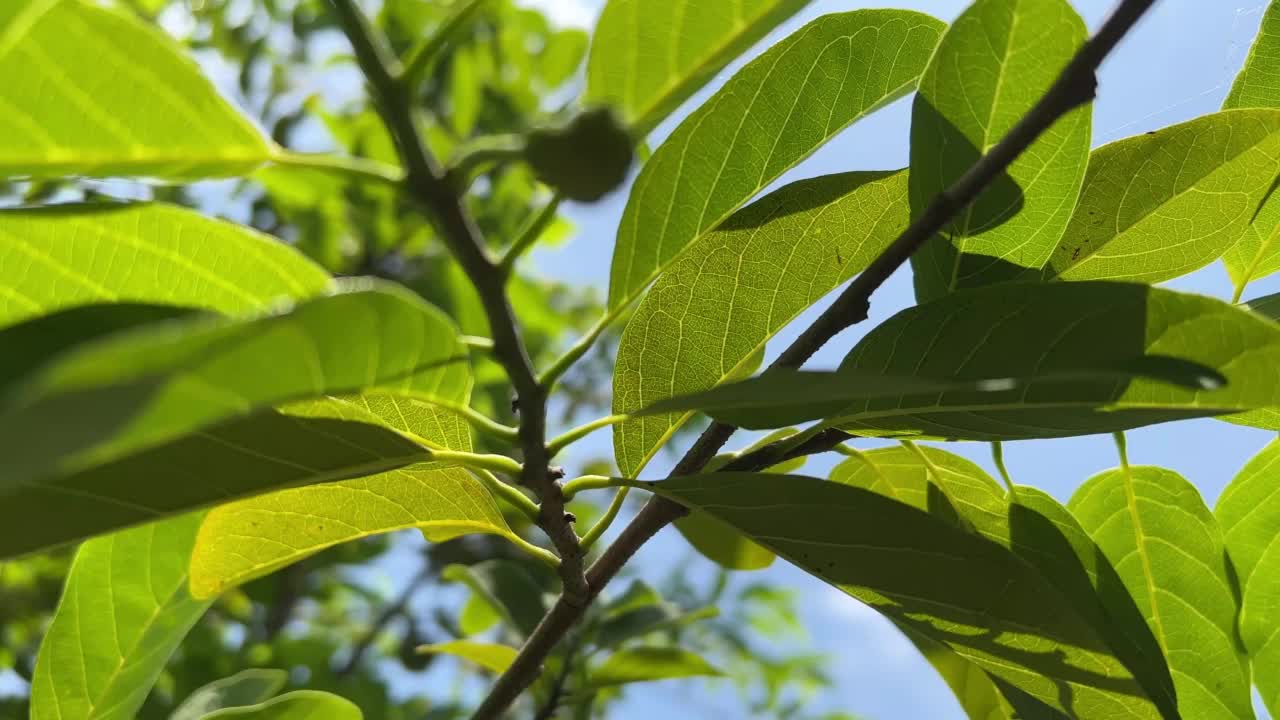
<box><xmin>400</xmin><ymin>0</ymin><xmax>489</xmax><ymax>92</ymax></box>
<box><xmin>468</xmin><ymin>1</ymin><xmax>1159</xmax><ymax>716</ymax></box>
<box><xmin>327</xmin><ymin>0</ymin><xmax>587</xmax><ymax>604</ymax></box>
<box><xmin>499</xmin><ymin>194</ymin><xmax>564</xmax><ymax>277</ymax></box>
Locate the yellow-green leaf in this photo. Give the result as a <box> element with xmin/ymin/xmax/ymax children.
<box><xmin>199</xmin><ymin>691</ymin><xmax>361</xmax><ymax>720</ymax></box>
<box><xmin>1220</xmin><ymin>2</ymin><xmax>1280</xmax><ymax>296</ymax></box>
<box><xmin>0</xmin><ymin>203</ymin><xmax>330</xmax><ymax>329</ymax></box>
<box><xmin>910</xmin><ymin>0</ymin><xmax>1090</xmax><ymax>301</ymax></box>
<box><xmin>418</xmin><ymin>640</ymin><xmax>517</xmax><ymax>674</ymax></box>
<box><xmin>611</xmin><ymin>170</ymin><xmax>909</xmax><ymax>475</ymax></box>
<box><xmin>1045</xmin><ymin>110</ymin><xmax>1280</xmax><ymax>283</ymax></box>
<box><xmin>1216</xmin><ymin>438</ymin><xmax>1280</xmax><ymax>715</ymax></box>
<box><xmin>0</xmin><ymin>0</ymin><xmax>273</xmax><ymax>180</ymax></box>
<box><xmin>607</xmin><ymin>11</ymin><xmax>942</xmax><ymax>311</ymax></box>
<box><xmin>585</xmin><ymin>0</ymin><xmax>813</xmax><ymax>136</ymax></box>
<box><xmin>1070</xmin><ymin>466</ymin><xmax>1253</xmax><ymax>720</ymax></box>
<box><xmin>189</xmin><ymin>465</ymin><xmax>516</xmax><ymax>598</ymax></box>
<box><xmin>31</xmin><ymin>513</ymin><xmax>211</xmax><ymax>720</ymax></box>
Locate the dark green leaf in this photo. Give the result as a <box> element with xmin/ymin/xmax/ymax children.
<box><xmin>833</xmin><ymin>282</ymin><xmax>1280</xmax><ymax>440</ymax></box>
<box><xmin>0</xmin><ymin>282</ymin><xmax>469</xmax><ymax>488</ymax></box>
<box><xmin>629</xmin><ymin>471</ymin><xmax>1178</xmax><ymax>718</ymax></box>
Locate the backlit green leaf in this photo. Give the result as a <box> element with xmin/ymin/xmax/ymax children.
<box><xmin>1216</xmin><ymin>438</ymin><xmax>1280</xmax><ymax>715</ymax></box>
<box><xmin>612</xmin><ymin>171</ymin><xmax>909</xmax><ymax>475</ymax></box>
<box><xmin>441</xmin><ymin>560</ymin><xmax>549</xmax><ymax>639</ymax></box>
<box><xmin>171</xmin><ymin>669</ymin><xmax>289</xmax><ymax>720</ymax></box>
<box><xmin>905</xmin><ymin>629</ymin><xmax>1067</xmax><ymax>720</ymax></box>
<box><xmin>417</xmin><ymin>640</ymin><xmax>518</xmax><ymax>674</ymax></box>
<box><xmin>585</xmin><ymin>0</ymin><xmax>813</xmax><ymax>136</ymax></box>
<box><xmin>1070</xmin><ymin>466</ymin><xmax>1253</xmax><ymax>719</ymax></box>
<box><xmin>910</xmin><ymin>0</ymin><xmax>1090</xmax><ymax>301</ymax></box>
<box><xmin>607</xmin><ymin>11</ymin><xmax>942</xmax><ymax>311</ymax></box>
<box><xmin>0</xmin><ymin>282</ymin><xmax>469</xmax><ymax>487</ymax></box>
<box><xmin>631</xmin><ymin>472</ymin><xmax>1176</xmax><ymax>718</ymax></box>
<box><xmin>1220</xmin><ymin>3</ymin><xmax>1280</xmax><ymax>295</ymax></box>
<box><xmin>0</xmin><ymin>203</ymin><xmax>330</xmax><ymax>329</ymax></box>
<box><xmin>586</xmin><ymin>646</ymin><xmax>721</xmax><ymax>688</ymax></box>
<box><xmin>31</xmin><ymin>513</ymin><xmax>211</xmax><ymax>720</ymax></box>
<box><xmin>0</xmin><ymin>399</ymin><xmax>432</xmax><ymax>559</ymax></box>
<box><xmin>597</xmin><ymin>580</ymin><xmax>717</xmax><ymax>649</ymax></box>
<box><xmin>834</xmin><ymin>282</ymin><xmax>1280</xmax><ymax>440</ymax></box>
<box><xmin>189</xmin><ymin>465</ymin><xmax>516</xmax><ymax>598</ymax></box>
<box><xmin>1044</xmin><ymin>110</ymin><xmax>1280</xmax><ymax>283</ymax></box>
<box><xmin>673</xmin><ymin>511</ymin><xmax>775</xmax><ymax>571</ymax></box>
<box><xmin>199</xmin><ymin>691</ymin><xmax>361</xmax><ymax>720</ymax></box>
<box><xmin>0</xmin><ymin>0</ymin><xmax>273</xmax><ymax>179</ymax></box>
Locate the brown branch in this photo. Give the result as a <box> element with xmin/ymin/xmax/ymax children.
<box><xmin>326</xmin><ymin>0</ymin><xmax>587</xmax><ymax>602</ymax></box>
<box><xmin>468</xmin><ymin>1</ymin><xmax>1160</xmax><ymax>716</ymax></box>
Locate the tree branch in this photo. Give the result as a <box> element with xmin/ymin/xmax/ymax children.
<box><xmin>468</xmin><ymin>0</ymin><xmax>1159</xmax><ymax>716</ymax></box>
<box><xmin>337</xmin><ymin>565</ymin><xmax>432</xmax><ymax>677</ymax></box>
<box><xmin>327</xmin><ymin>0</ymin><xmax>587</xmax><ymax>602</ymax></box>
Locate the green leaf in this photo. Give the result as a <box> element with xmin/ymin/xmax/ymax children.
<box><xmin>832</xmin><ymin>447</ymin><xmax>1177</xmax><ymax>717</ymax></box>
<box><xmin>585</xmin><ymin>0</ymin><xmax>813</xmax><ymax>136</ymax></box>
<box><xmin>1069</xmin><ymin>466</ymin><xmax>1253</xmax><ymax>719</ymax></box>
<box><xmin>0</xmin><ymin>203</ymin><xmax>331</xmax><ymax>329</ymax></box>
<box><xmin>417</xmin><ymin>640</ymin><xmax>518</xmax><ymax>674</ymax></box>
<box><xmin>1225</xmin><ymin>1</ymin><xmax>1280</xmax><ymax>109</ymax></box>
<box><xmin>199</xmin><ymin>691</ymin><xmax>361</xmax><ymax>720</ymax></box>
<box><xmin>441</xmin><ymin>559</ymin><xmax>549</xmax><ymax>639</ymax></box>
<box><xmin>629</xmin><ymin>472</ymin><xmax>1177</xmax><ymax>718</ymax></box>
<box><xmin>171</xmin><ymin>669</ymin><xmax>289</xmax><ymax>720</ymax></box>
<box><xmin>1246</xmin><ymin>290</ymin><xmax>1280</xmax><ymax>320</ymax></box>
<box><xmin>0</xmin><ymin>1</ymin><xmax>273</xmax><ymax>179</ymax></box>
<box><xmin>833</xmin><ymin>281</ymin><xmax>1280</xmax><ymax>440</ymax></box>
<box><xmin>1216</xmin><ymin>438</ymin><xmax>1280</xmax><ymax>715</ymax></box>
<box><xmin>1044</xmin><ymin>110</ymin><xmax>1280</xmax><ymax>283</ymax></box>
<box><xmin>31</xmin><ymin>513</ymin><xmax>212</xmax><ymax>720</ymax></box>
<box><xmin>639</xmin><ymin>354</ymin><xmax>1227</xmax><ymax>430</ymax></box>
<box><xmin>905</xmin><ymin>629</ymin><xmax>1066</xmax><ymax>720</ymax></box>
<box><xmin>0</xmin><ymin>282</ymin><xmax>469</xmax><ymax>487</ymax></box>
<box><xmin>1220</xmin><ymin>4</ymin><xmax>1280</xmax><ymax>295</ymax></box>
<box><xmin>607</xmin><ymin>11</ymin><xmax>943</xmax><ymax>311</ymax></box>
<box><xmin>611</xmin><ymin>170</ymin><xmax>909</xmax><ymax>475</ymax></box>
<box><xmin>190</xmin><ymin>466</ymin><xmax>514</xmax><ymax>598</ymax></box>
<box><xmin>459</xmin><ymin>592</ymin><xmax>501</xmax><ymax>636</ymax></box>
<box><xmin>597</xmin><ymin>580</ymin><xmax>717</xmax><ymax>649</ymax></box>
<box><xmin>586</xmin><ymin>646</ymin><xmax>722</xmax><ymax>688</ymax></box>
<box><xmin>674</xmin><ymin>511</ymin><xmax>775</xmax><ymax>571</ymax></box>
<box><xmin>0</xmin><ymin>399</ymin><xmax>433</xmax><ymax>559</ymax></box>
<box><xmin>910</xmin><ymin>0</ymin><xmax>1090</xmax><ymax>301</ymax></box>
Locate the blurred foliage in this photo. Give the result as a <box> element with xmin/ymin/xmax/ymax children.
<box><xmin>0</xmin><ymin>0</ymin><xmax>831</xmax><ymax>718</ymax></box>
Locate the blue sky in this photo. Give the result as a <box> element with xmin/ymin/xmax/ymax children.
<box><xmin>509</xmin><ymin>0</ymin><xmax>1280</xmax><ymax>717</ymax></box>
